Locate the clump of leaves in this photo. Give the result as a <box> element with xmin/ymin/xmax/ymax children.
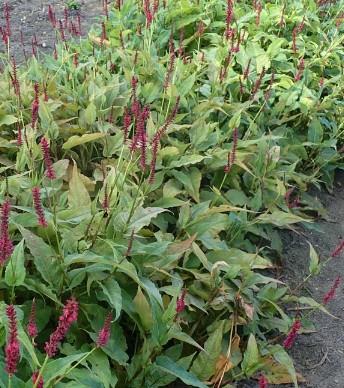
<box><xmin>65</xmin><ymin>0</ymin><xmax>81</xmax><ymax>11</ymax></box>
<box><xmin>0</xmin><ymin>0</ymin><xmax>343</xmax><ymax>387</ymax></box>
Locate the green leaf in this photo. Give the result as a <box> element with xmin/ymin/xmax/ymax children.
<box><xmin>169</xmin><ymin>155</ymin><xmax>205</xmax><ymax>168</ymax></box>
<box><xmin>133</xmin><ymin>287</ymin><xmax>153</xmax><ymax>330</ymax></box>
<box><xmin>241</xmin><ymin>334</ymin><xmax>259</xmax><ymax>376</ymax></box>
<box><xmin>5</xmin><ymin>239</ymin><xmax>26</xmax><ymax>286</ymax></box>
<box><xmin>256</xmin><ymin>211</ymin><xmax>311</xmax><ymax>227</ymax></box>
<box><xmin>63</xmin><ymin>133</ymin><xmax>106</xmax><ymax>149</ymax></box>
<box><xmin>129</xmin><ymin>207</ymin><xmax>167</xmax><ymax>232</ymax></box>
<box><xmin>191</xmin><ymin>321</ymin><xmax>225</xmax><ymax>380</ymax></box>
<box><xmin>43</xmin><ymin>352</ymin><xmax>89</xmax><ymax>385</ymax></box>
<box><xmin>168</xmin><ymin>327</ymin><xmax>204</xmax><ymax>352</ymax></box>
<box><xmin>84</xmin><ymin>102</ymin><xmax>97</xmax><ymax>125</ymax></box>
<box><xmin>173</xmin><ymin>167</ymin><xmax>201</xmax><ymax>202</ymax></box>
<box><xmin>0</xmin><ymin>115</ymin><xmax>18</xmax><ymax>126</ymax></box>
<box><xmin>100</xmin><ymin>278</ymin><xmax>122</xmax><ymax>321</ymax></box>
<box><xmin>271</xmin><ymin>345</ymin><xmax>298</xmax><ymax>387</ymax></box>
<box><xmin>308</xmin><ymin>242</ymin><xmax>320</xmax><ymax>275</ymax></box>
<box><xmin>19</xmin><ymin>226</ymin><xmax>63</xmax><ymax>290</ymax></box>
<box><xmin>68</xmin><ymin>161</ymin><xmax>91</xmax><ymax>209</ymax></box>
<box><xmin>155</xmin><ymin>356</ymin><xmax>207</xmax><ymax>388</ymax></box>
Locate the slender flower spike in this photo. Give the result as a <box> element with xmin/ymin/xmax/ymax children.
<box><xmin>32</xmin><ymin>187</ymin><xmax>48</xmax><ymax>228</ymax></box>
<box><xmin>5</xmin><ymin>305</ymin><xmax>20</xmax><ymax>376</ymax></box>
<box><xmin>0</xmin><ymin>200</ymin><xmax>13</xmax><ymax>266</ymax></box>
<box><xmin>330</xmin><ymin>240</ymin><xmax>344</xmax><ymax>257</ymax></box>
<box><xmin>176</xmin><ymin>289</ymin><xmax>187</xmax><ymax>313</ymax></box>
<box><xmin>283</xmin><ymin>320</ymin><xmax>301</xmax><ymax>349</ymax></box>
<box><xmin>224</xmin><ymin>128</ymin><xmax>238</xmax><ymax>173</ymax></box>
<box><xmin>97</xmin><ymin>312</ymin><xmax>112</xmax><ymax>347</ymax></box>
<box><xmin>31</xmin><ymin>83</ymin><xmax>40</xmax><ymax>128</ymax></box>
<box><xmin>40</xmin><ymin>137</ymin><xmax>56</xmax><ymax>179</ymax></box>
<box><xmin>123</xmin><ymin>107</ymin><xmax>132</xmax><ymax>143</ymax></box>
<box><xmin>323</xmin><ymin>276</ymin><xmax>341</xmax><ymax>304</ymax></box>
<box><xmin>27</xmin><ymin>299</ymin><xmax>38</xmax><ymax>341</ymax></box>
<box><xmin>32</xmin><ymin>371</ymin><xmax>44</xmax><ymax>388</ymax></box>
<box><xmin>45</xmin><ymin>297</ymin><xmax>79</xmax><ymax>358</ymax></box>
<box><xmin>259</xmin><ymin>374</ymin><xmax>268</xmax><ymax>388</ymax></box>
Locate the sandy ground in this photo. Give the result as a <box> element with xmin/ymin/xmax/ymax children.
<box><xmin>0</xmin><ymin>0</ymin><xmax>103</xmax><ymax>63</ymax></box>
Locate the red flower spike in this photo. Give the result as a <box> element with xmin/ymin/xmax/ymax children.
<box><xmin>40</xmin><ymin>137</ymin><xmax>56</xmax><ymax>180</ymax></box>
<box><xmin>31</xmin><ymin>83</ymin><xmax>40</xmax><ymax>128</ymax></box>
<box><xmin>32</xmin><ymin>371</ymin><xmax>44</xmax><ymax>388</ymax></box>
<box><xmin>323</xmin><ymin>276</ymin><xmax>341</xmax><ymax>304</ymax></box>
<box><xmin>149</xmin><ymin>97</ymin><xmax>180</xmax><ymax>183</ymax></box>
<box><xmin>224</xmin><ymin>128</ymin><xmax>238</xmax><ymax>173</ymax></box>
<box><xmin>283</xmin><ymin>320</ymin><xmax>301</xmax><ymax>349</ymax></box>
<box><xmin>163</xmin><ymin>35</ymin><xmax>176</xmax><ymax>90</ymax></box>
<box><xmin>176</xmin><ymin>289</ymin><xmax>187</xmax><ymax>313</ymax></box>
<box><xmin>32</xmin><ymin>187</ymin><xmax>48</xmax><ymax>228</ymax></box>
<box><xmin>0</xmin><ymin>200</ymin><xmax>13</xmax><ymax>266</ymax></box>
<box><xmin>259</xmin><ymin>374</ymin><xmax>268</xmax><ymax>388</ymax></box>
<box><xmin>225</xmin><ymin>0</ymin><xmax>234</xmax><ymax>40</ymax></box>
<box><xmin>5</xmin><ymin>305</ymin><xmax>20</xmax><ymax>376</ymax></box>
<box><xmin>331</xmin><ymin>240</ymin><xmax>344</xmax><ymax>258</ymax></box>
<box><xmin>4</xmin><ymin>2</ymin><xmax>11</xmax><ymax>37</ymax></box>
<box><xmin>45</xmin><ymin>298</ymin><xmax>79</xmax><ymax>358</ymax></box>
<box><xmin>97</xmin><ymin>312</ymin><xmax>112</xmax><ymax>347</ymax></box>
<box><xmin>27</xmin><ymin>299</ymin><xmax>38</xmax><ymax>341</ymax></box>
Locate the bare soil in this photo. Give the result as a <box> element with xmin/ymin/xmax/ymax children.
<box><xmin>0</xmin><ymin>0</ymin><xmax>103</xmax><ymax>63</ymax></box>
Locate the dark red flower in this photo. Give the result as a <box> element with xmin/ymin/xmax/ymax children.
<box><xmin>259</xmin><ymin>374</ymin><xmax>268</xmax><ymax>388</ymax></box>
<box><xmin>45</xmin><ymin>298</ymin><xmax>79</xmax><ymax>357</ymax></box>
<box><xmin>149</xmin><ymin>97</ymin><xmax>180</xmax><ymax>182</ymax></box>
<box><xmin>31</xmin><ymin>83</ymin><xmax>40</xmax><ymax>128</ymax></box>
<box><xmin>323</xmin><ymin>276</ymin><xmax>341</xmax><ymax>304</ymax></box>
<box><xmin>176</xmin><ymin>289</ymin><xmax>187</xmax><ymax>313</ymax></box>
<box><xmin>40</xmin><ymin>137</ymin><xmax>56</xmax><ymax>180</ymax></box>
<box><xmin>224</xmin><ymin>128</ymin><xmax>238</xmax><ymax>173</ymax></box>
<box><xmin>0</xmin><ymin>200</ymin><xmax>13</xmax><ymax>265</ymax></box>
<box><xmin>32</xmin><ymin>371</ymin><xmax>44</xmax><ymax>388</ymax></box>
<box><xmin>331</xmin><ymin>240</ymin><xmax>344</xmax><ymax>257</ymax></box>
<box><xmin>32</xmin><ymin>187</ymin><xmax>48</xmax><ymax>227</ymax></box>
<box><xmin>27</xmin><ymin>299</ymin><xmax>38</xmax><ymax>341</ymax></box>
<box><xmin>5</xmin><ymin>305</ymin><xmax>20</xmax><ymax>376</ymax></box>
<box><xmin>97</xmin><ymin>312</ymin><xmax>112</xmax><ymax>347</ymax></box>
<box><xmin>283</xmin><ymin>320</ymin><xmax>301</xmax><ymax>349</ymax></box>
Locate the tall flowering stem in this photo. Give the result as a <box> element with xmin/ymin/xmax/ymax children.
<box><xmin>283</xmin><ymin>319</ymin><xmax>301</xmax><ymax>349</ymax></box>
<box><xmin>163</xmin><ymin>35</ymin><xmax>176</xmax><ymax>90</ymax></box>
<box><xmin>40</xmin><ymin>137</ymin><xmax>56</xmax><ymax>179</ymax></box>
<box><xmin>224</xmin><ymin>128</ymin><xmax>238</xmax><ymax>173</ymax></box>
<box><xmin>149</xmin><ymin>97</ymin><xmax>180</xmax><ymax>182</ymax></box>
<box><xmin>27</xmin><ymin>299</ymin><xmax>38</xmax><ymax>342</ymax></box>
<box><xmin>0</xmin><ymin>199</ymin><xmax>13</xmax><ymax>266</ymax></box>
<box><xmin>294</xmin><ymin>57</ymin><xmax>305</xmax><ymax>81</ymax></box>
<box><xmin>32</xmin><ymin>187</ymin><xmax>48</xmax><ymax>227</ymax></box>
<box><xmin>31</xmin><ymin>83</ymin><xmax>40</xmax><ymax>128</ymax></box>
<box><xmin>4</xmin><ymin>2</ymin><xmax>11</xmax><ymax>37</ymax></box>
<box><xmin>323</xmin><ymin>276</ymin><xmax>341</xmax><ymax>304</ymax></box>
<box><xmin>44</xmin><ymin>297</ymin><xmax>79</xmax><ymax>357</ymax></box>
<box><xmin>225</xmin><ymin>0</ymin><xmax>234</xmax><ymax>39</ymax></box>
<box><xmin>123</xmin><ymin>107</ymin><xmax>132</xmax><ymax>143</ymax></box>
<box><xmin>251</xmin><ymin>66</ymin><xmax>266</xmax><ymax>99</ymax></box>
<box><xmin>97</xmin><ymin>312</ymin><xmax>112</xmax><ymax>347</ymax></box>
<box><xmin>331</xmin><ymin>240</ymin><xmax>344</xmax><ymax>257</ymax></box>
<box><xmin>5</xmin><ymin>305</ymin><xmax>20</xmax><ymax>377</ymax></box>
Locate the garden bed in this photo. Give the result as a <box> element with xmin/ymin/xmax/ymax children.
<box><xmin>0</xmin><ymin>1</ymin><xmax>343</xmax><ymax>387</ymax></box>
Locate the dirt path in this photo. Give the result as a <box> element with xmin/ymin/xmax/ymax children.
<box><xmin>282</xmin><ymin>172</ymin><xmax>344</xmax><ymax>388</ymax></box>
<box><xmin>0</xmin><ymin>0</ymin><xmax>103</xmax><ymax>63</ymax></box>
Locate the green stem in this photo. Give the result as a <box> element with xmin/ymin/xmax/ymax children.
<box><xmin>33</xmin><ymin>355</ymin><xmax>48</xmax><ymax>388</ymax></box>
<box><xmin>7</xmin><ymin>376</ymin><xmax>11</xmax><ymax>388</ymax></box>
<box><xmin>53</xmin><ymin>348</ymin><xmax>96</xmax><ymax>386</ymax></box>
